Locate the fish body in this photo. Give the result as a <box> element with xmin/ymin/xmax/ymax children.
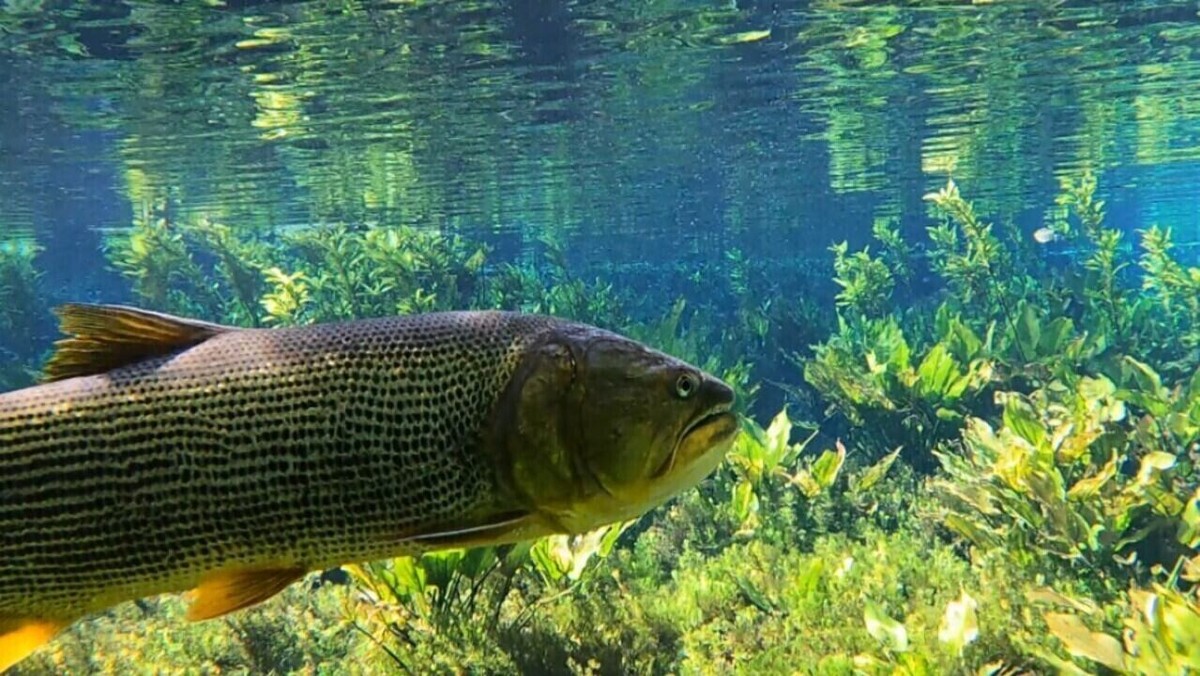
<box><xmin>0</xmin><ymin>304</ymin><xmax>737</xmax><ymax>668</ymax></box>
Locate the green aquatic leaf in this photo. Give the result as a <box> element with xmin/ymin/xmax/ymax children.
<box><xmin>715</xmin><ymin>29</ymin><xmax>771</xmax><ymax>45</ymax></box>
<box><xmin>457</xmin><ymin>546</ymin><xmax>497</xmax><ymax>579</ymax></box>
<box><xmin>529</xmin><ymin>537</ymin><xmax>570</xmax><ymax>583</ymax></box>
<box><xmin>734</xmin><ymin>574</ymin><xmax>777</xmax><ymax>613</ymax></box>
<box><xmin>811</xmin><ymin>441</ymin><xmax>847</xmax><ymax>489</ymax></box>
<box><xmin>915</xmin><ymin>343</ymin><xmax>962</xmax><ymax>402</ymax></box>
<box><xmin>1040</xmin><ymin>317</ymin><xmax>1075</xmax><ymax>355</ymax></box>
<box><xmin>795</xmin><ymin>558</ymin><xmax>825</xmax><ymax>598</ymax></box>
<box><xmin>942</xmin><ymin>513</ymin><xmax>1002</xmax><ymax>549</ymax></box>
<box><xmin>1136</xmin><ymin>450</ymin><xmax>1177</xmax><ymax>485</ymax></box>
<box><xmin>1014</xmin><ymin>303</ymin><xmax>1040</xmax><ymax>358</ymax></box>
<box><xmin>731</xmin><ymin>479</ymin><xmax>758</xmax><ymax>526</ymax></box>
<box><xmin>1179</xmin><ymin>490</ymin><xmax>1200</xmax><ymax>548</ymax></box>
<box><xmin>864</xmin><ymin>601</ymin><xmax>908</xmax><ymax>652</ymax></box>
<box><xmin>851</xmin><ymin>447</ymin><xmax>902</xmax><ymax>493</ymax></box>
<box><xmin>391</xmin><ymin>557</ymin><xmax>428</xmax><ymax>597</ymax></box>
<box><xmin>1044</xmin><ymin>612</ymin><xmax>1126</xmax><ymax>671</ymax></box>
<box><xmin>422</xmin><ymin>549</ymin><xmax>465</xmax><ymax>589</ymax></box>
<box><xmin>1066</xmin><ymin>453</ymin><xmax>1118</xmax><ymax>501</ymax></box>
<box><xmin>937</xmin><ymin>590</ymin><xmax>979</xmax><ymax>655</ymax></box>
<box><xmin>1003</xmin><ymin>397</ymin><xmax>1046</xmax><ymax>449</ymax></box>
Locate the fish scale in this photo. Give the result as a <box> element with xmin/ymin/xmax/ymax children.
<box><xmin>0</xmin><ymin>310</ymin><xmax>554</xmax><ymax>620</ymax></box>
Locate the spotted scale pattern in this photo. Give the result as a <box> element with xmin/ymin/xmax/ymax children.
<box><xmin>0</xmin><ymin>310</ymin><xmax>560</xmax><ymax>619</ymax></box>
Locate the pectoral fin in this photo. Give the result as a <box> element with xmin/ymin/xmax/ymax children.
<box><xmin>0</xmin><ymin>616</ymin><xmax>69</xmax><ymax>671</ymax></box>
<box><xmin>404</xmin><ymin>511</ymin><xmax>539</xmax><ymax>549</ymax></box>
<box><xmin>186</xmin><ymin>566</ymin><xmax>307</xmax><ymax>621</ymax></box>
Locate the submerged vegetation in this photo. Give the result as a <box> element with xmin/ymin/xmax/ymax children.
<box><xmin>6</xmin><ymin>172</ymin><xmax>1199</xmax><ymax>674</ymax></box>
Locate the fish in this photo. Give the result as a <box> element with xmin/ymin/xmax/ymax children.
<box><xmin>0</xmin><ymin>303</ymin><xmax>737</xmax><ymax>669</ymax></box>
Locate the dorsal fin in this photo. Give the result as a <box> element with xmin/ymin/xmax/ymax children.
<box><xmin>42</xmin><ymin>303</ymin><xmax>235</xmax><ymax>382</ymax></box>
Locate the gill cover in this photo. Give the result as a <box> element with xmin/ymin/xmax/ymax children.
<box><xmin>486</xmin><ymin>330</ymin><xmax>588</xmax><ymax>523</ymax></box>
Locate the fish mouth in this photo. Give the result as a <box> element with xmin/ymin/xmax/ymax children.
<box><xmin>655</xmin><ymin>401</ymin><xmax>738</xmax><ymax>479</ymax></box>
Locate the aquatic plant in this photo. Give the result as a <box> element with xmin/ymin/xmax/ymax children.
<box><xmin>284</xmin><ymin>224</ymin><xmax>488</xmax><ymax>323</ymax></box>
<box><xmin>485</xmin><ymin>237</ymin><xmax>627</xmax><ymax>331</ymax></box>
<box><xmin>924</xmin><ymin>179</ymin><xmax>1014</xmax><ymax>318</ymax></box>
<box><xmin>106</xmin><ymin>218</ymin><xmax>205</xmax><ymax>317</ymax></box>
<box><xmin>830</xmin><ymin>241</ymin><xmax>894</xmax><ymax>318</ymax></box>
<box><xmin>0</xmin><ymin>237</ymin><xmax>47</xmax><ymax>389</ymax></box>
<box><xmin>1030</xmin><ymin>576</ymin><xmax>1200</xmax><ymax>674</ymax></box>
<box><xmin>932</xmin><ymin>371</ymin><xmax>1196</xmax><ymax>575</ymax></box>
<box><xmin>12</xmin><ymin>584</ymin><xmax>357</xmax><ymax>674</ymax></box>
<box><xmin>804</xmin><ymin>311</ymin><xmax>995</xmax><ymax>466</ymax></box>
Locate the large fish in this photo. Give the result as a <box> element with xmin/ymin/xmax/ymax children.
<box><xmin>0</xmin><ymin>304</ymin><xmax>737</xmax><ymax>669</ymax></box>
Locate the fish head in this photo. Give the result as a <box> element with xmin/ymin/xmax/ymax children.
<box><xmin>496</xmin><ymin>322</ymin><xmax>737</xmax><ymax>535</ymax></box>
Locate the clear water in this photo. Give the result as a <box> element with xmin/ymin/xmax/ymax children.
<box><xmin>4</xmin><ymin>1</ymin><xmax>1200</xmax><ymax>673</ymax></box>
<box><xmin>6</xmin><ymin>2</ymin><xmax>1200</xmax><ymax>284</ymax></box>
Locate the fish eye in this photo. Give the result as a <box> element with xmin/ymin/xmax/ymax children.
<box><xmin>674</xmin><ymin>372</ymin><xmax>699</xmax><ymax>399</ymax></box>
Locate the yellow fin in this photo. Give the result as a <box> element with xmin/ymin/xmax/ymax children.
<box><xmin>185</xmin><ymin>566</ymin><xmax>306</xmax><ymax>621</ymax></box>
<box><xmin>43</xmin><ymin>303</ymin><xmax>235</xmax><ymax>382</ymax></box>
<box><xmin>0</xmin><ymin>617</ymin><xmax>68</xmax><ymax>672</ymax></box>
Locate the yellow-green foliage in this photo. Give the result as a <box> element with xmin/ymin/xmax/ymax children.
<box><xmin>1028</xmin><ymin>575</ymin><xmax>1200</xmax><ymax>674</ymax></box>
<box><xmin>339</xmin><ymin>522</ymin><xmax>632</xmax><ymax>674</ymax></box>
<box><xmin>13</xmin><ymin>582</ymin><xmax>359</xmax><ymax>675</ymax></box>
<box><xmin>0</xmin><ymin>237</ymin><xmax>43</xmax><ymax>336</ymax></box>
<box><xmin>510</xmin><ymin>524</ymin><xmax>1066</xmax><ymax>675</ymax></box>
<box><xmin>0</xmin><ymin>236</ymin><xmax>45</xmax><ymax>388</ymax></box>
<box><xmin>933</xmin><ymin>372</ymin><xmax>1194</xmax><ymax>572</ymax></box>
<box><xmin>106</xmin><ymin>219</ymin><xmax>489</xmax><ymax>326</ymax></box>
<box><xmin>924</xmin><ymin>179</ymin><xmax>1010</xmax><ymax>312</ymax></box>
<box><xmin>830</xmin><ymin>240</ymin><xmax>894</xmax><ymax>317</ymax></box>
<box><xmin>805</xmin><ymin>311</ymin><xmax>994</xmax><ymax>463</ymax></box>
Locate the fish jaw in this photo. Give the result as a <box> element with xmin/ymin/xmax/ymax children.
<box><xmin>544</xmin><ymin>409</ymin><xmax>739</xmax><ymax>535</ymax></box>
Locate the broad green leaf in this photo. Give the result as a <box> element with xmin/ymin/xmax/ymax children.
<box><xmin>795</xmin><ymin>558</ymin><xmax>825</xmax><ymax>598</ymax></box>
<box><xmin>864</xmin><ymin>601</ymin><xmax>909</xmax><ymax>652</ymax></box>
<box><xmin>852</xmin><ymin>447</ymin><xmax>902</xmax><ymax>493</ymax></box>
<box><xmin>598</xmin><ymin>520</ymin><xmax>632</xmax><ymax>558</ymax></box>
<box><xmin>392</xmin><ymin>557</ymin><xmax>427</xmax><ymax>596</ymax></box>
<box><xmin>1136</xmin><ymin>451</ymin><xmax>1177</xmax><ymax>485</ymax></box>
<box><xmin>1041</xmin><ymin>317</ymin><xmax>1075</xmax><ymax>354</ymax></box>
<box><xmin>734</xmin><ymin>574</ymin><xmax>776</xmax><ymax>613</ymax></box>
<box><xmin>1067</xmin><ymin>454</ymin><xmax>1119</xmax><ymax>501</ymax></box>
<box><xmin>1043</xmin><ymin>612</ymin><xmax>1126</xmax><ymax>671</ymax></box>
<box><xmin>1003</xmin><ymin>397</ymin><xmax>1046</xmax><ymax>449</ymax></box>
<box><xmin>811</xmin><ymin>440</ymin><xmax>847</xmax><ymax>489</ymax></box>
<box><xmin>529</xmin><ymin>537</ymin><xmax>570</xmax><ymax>583</ymax></box>
<box><xmin>457</xmin><ymin>546</ymin><xmax>497</xmax><ymax>579</ymax></box>
<box><xmin>942</xmin><ymin>513</ymin><xmax>1002</xmax><ymax>549</ymax></box>
<box><xmin>792</xmin><ymin>469</ymin><xmax>822</xmax><ymax>499</ymax></box>
<box><xmin>949</xmin><ymin>319</ymin><xmax>983</xmax><ymax>362</ymax></box>
<box><xmin>765</xmin><ymin>408</ymin><xmax>793</xmax><ymax>469</ymax></box>
<box><xmin>1025</xmin><ymin>587</ymin><xmax>1101</xmax><ymax>615</ymax></box>
<box><xmin>716</xmin><ymin>29</ymin><xmax>772</xmax><ymax>45</ymax></box>
<box><xmin>421</xmin><ymin>549</ymin><xmax>464</xmax><ymax>589</ymax></box>
<box><xmin>1014</xmin><ymin>303</ymin><xmax>1040</xmax><ymax>357</ymax></box>
<box><xmin>1078</xmin><ymin>375</ymin><xmax>1116</xmax><ymax>403</ymax></box>
<box><xmin>937</xmin><ymin>591</ymin><xmax>979</xmax><ymax>655</ymax></box>
<box><xmin>1179</xmin><ymin>490</ymin><xmax>1200</xmax><ymax>548</ymax></box>
<box><xmin>731</xmin><ymin>479</ymin><xmax>758</xmax><ymax>526</ymax></box>
<box><xmin>916</xmin><ymin>343</ymin><xmax>962</xmax><ymax>402</ymax></box>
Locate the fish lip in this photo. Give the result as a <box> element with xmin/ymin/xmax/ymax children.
<box><xmin>656</xmin><ymin>400</ymin><xmax>737</xmax><ymax>479</ymax></box>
